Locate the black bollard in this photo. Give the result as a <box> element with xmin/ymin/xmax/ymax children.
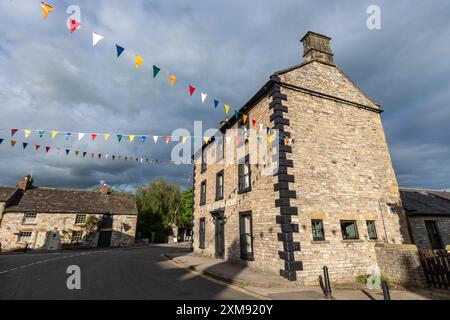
<box><xmin>381</xmin><ymin>280</ymin><xmax>391</xmax><ymax>300</ymax></box>
<box><xmin>323</xmin><ymin>266</ymin><xmax>332</xmax><ymax>298</ymax></box>
<box><xmin>24</xmin><ymin>243</ymin><xmax>28</xmax><ymax>253</ymax></box>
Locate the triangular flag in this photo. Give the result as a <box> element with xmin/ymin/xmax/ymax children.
<box><xmin>56</xmin><ymin>148</ymin><xmax>61</xmax><ymax>154</ymax></box>
<box><xmin>41</xmin><ymin>1</ymin><xmax>54</xmax><ymax>19</ymax></box>
<box><xmin>135</xmin><ymin>55</ymin><xmax>143</xmax><ymax>69</ymax></box>
<box><xmin>0</xmin><ymin>139</ymin><xmax>3</xmax><ymax>144</ymax></box>
<box><xmin>105</xmin><ymin>154</ymin><xmax>109</xmax><ymax>159</ymax></box>
<box><xmin>38</xmin><ymin>130</ymin><xmax>45</xmax><ymax>138</ymax></box>
<box><xmin>234</xmin><ymin>110</ymin><xmax>239</xmax><ymax>119</ymax></box>
<box><xmin>243</xmin><ymin>115</ymin><xmax>248</xmax><ymax>124</ymax></box>
<box><xmin>201</xmin><ymin>93</ymin><xmax>207</xmax><ymax>103</ymax></box>
<box><xmin>214</xmin><ymin>99</ymin><xmax>219</xmax><ymax>109</ymax></box>
<box><xmin>82</xmin><ymin>152</ymin><xmax>87</xmax><ymax>157</ymax></box>
<box><xmin>75</xmin><ymin>150</ymin><xmax>79</xmax><ymax>156</ymax></box>
<box><xmin>117</xmin><ymin>134</ymin><xmax>123</xmax><ymax>142</ymax></box>
<box><xmin>35</xmin><ymin>144</ymin><xmax>41</xmax><ymax>151</ymax></box>
<box><xmin>64</xmin><ymin>132</ymin><xmax>71</xmax><ymax>140</ymax></box>
<box><xmin>224</xmin><ymin>104</ymin><xmax>230</xmax><ymax>114</ymax></box>
<box><xmin>252</xmin><ymin>119</ymin><xmax>257</xmax><ymax>127</ymax></box>
<box><xmin>91</xmin><ymin>133</ymin><xmax>97</xmax><ymax>141</ymax></box>
<box><xmin>45</xmin><ymin>146</ymin><xmax>50</xmax><ymax>153</ymax></box>
<box><xmin>98</xmin><ymin>154</ymin><xmax>102</xmax><ymax>159</ymax></box>
<box><xmin>116</xmin><ymin>45</ymin><xmax>125</xmax><ymax>57</ymax></box>
<box><xmin>91</xmin><ymin>153</ymin><xmax>95</xmax><ymax>158</ymax></box>
<box><xmin>203</xmin><ymin>136</ymin><xmax>209</xmax><ymax>144</ymax></box>
<box><xmin>181</xmin><ymin>136</ymin><xmax>187</xmax><ymax>144</ymax></box>
<box><xmin>66</xmin><ymin>149</ymin><xmax>70</xmax><ymax>155</ymax></box>
<box><xmin>153</xmin><ymin>65</ymin><xmax>160</xmax><ymax>78</ymax></box>
<box><xmin>51</xmin><ymin>131</ymin><xmax>58</xmax><ymax>139</ymax></box>
<box><xmin>78</xmin><ymin>133</ymin><xmax>85</xmax><ymax>141</ymax></box>
<box><xmin>92</xmin><ymin>32</ymin><xmax>104</xmax><ymax>46</ymax></box>
<box><xmin>268</xmin><ymin>134</ymin><xmax>273</xmax><ymax>144</ymax></box>
<box><xmin>226</xmin><ymin>136</ymin><xmax>231</xmax><ymax>145</ymax></box>
<box><xmin>189</xmin><ymin>85</ymin><xmax>196</xmax><ymax>96</ymax></box>
<box><xmin>69</xmin><ymin>19</ymin><xmax>80</xmax><ymax>33</ymax></box>
<box><xmin>22</xmin><ymin>143</ymin><xmax>28</xmax><ymax>149</ymax></box>
<box><xmin>11</xmin><ymin>129</ymin><xmax>18</xmax><ymax>136</ymax></box>
<box><xmin>153</xmin><ymin>136</ymin><xmax>158</xmax><ymax>143</ymax></box>
<box><xmin>164</xmin><ymin>135</ymin><xmax>170</xmax><ymax>144</ymax></box>
<box><xmin>24</xmin><ymin>130</ymin><xmax>31</xmax><ymax>138</ymax></box>
<box><xmin>104</xmin><ymin>133</ymin><xmax>110</xmax><ymax>141</ymax></box>
<box><xmin>141</xmin><ymin>136</ymin><xmax>147</xmax><ymax>143</ymax></box>
<box><xmin>112</xmin><ymin>155</ymin><xmax>116</xmax><ymax>160</ymax></box>
<box><xmin>129</xmin><ymin>135</ymin><xmax>135</xmax><ymax>142</ymax></box>
<box><xmin>169</xmin><ymin>75</ymin><xmax>177</xmax><ymax>86</ymax></box>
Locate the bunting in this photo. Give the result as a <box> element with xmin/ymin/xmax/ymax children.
<box><xmin>41</xmin><ymin>1</ymin><xmax>54</xmax><ymax>19</ymax></box>
<box><xmin>189</xmin><ymin>85</ymin><xmax>196</xmax><ymax>96</ymax></box>
<box><xmin>169</xmin><ymin>75</ymin><xmax>177</xmax><ymax>86</ymax></box>
<box><xmin>153</xmin><ymin>65</ymin><xmax>160</xmax><ymax>78</ymax></box>
<box><xmin>69</xmin><ymin>19</ymin><xmax>80</xmax><ymax>33</ymax></box>
<box><xmin>92</xmin><ymin>32</ymin><xmax>104</xmax><ymax>46</ymax></box>
<box><xmin>135</xmin><ymin>55</ymin><xmax>144</xmax><ymax>69</ymax></box>
<box><xmin>201</xmin><ymin>93</ymin><xmax>207</xmax><ymax>104</ymax></box>
<box><xmin>116</xmin><ymin>45</ymin><xmax>125</xmax><ymax>58</ymax></box>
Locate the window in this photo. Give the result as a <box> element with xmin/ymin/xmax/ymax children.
<box><xmin>199</xmin><ymin>218</ymin><xmax>205</xmax><ymax>249</ymax></box>
<box><xmin>75</xmin><ymin>214</ymin><xmax>86</xmax><ymax>225</ymax></box>
<box><xmin>18</xmin><ymin>231</ymin><xmax>32</xmax><ymax>242</ymax></box>
<box><xmin>238</xmin><ymin>155</ymin><xmax>251</xmax><ymax>193</ymax></box>
<box><xmin>425</xmin><ymin>220</ymin><xmax>443</xmax><ymax>249</ymax></box>
<box><xmin>311</xmin><ymin>220</ymin><xmax>325</xmax><ymax>241</ymax></box>
<box><xmin>22</xmin><ymin>213</ymin><xmax>37</xmax><ymax>225</ymax></box>
<box><xmin>200</xmin><ymin>180</ymin><xmax>207</xmax><ymax>205</ymax></box>
<box><xmin>216</xmin><ymin>137</ymin><xmax>224</xmax><ymax>162</ymax></box>
<box><xmin>71</xmin><ymin>231</ymin><xmax>83</xmax><ymax>243</ymax></box>
<box><xmin>216</xmin><ymin>170</ymin><xmax>224</xmax><ymax>201</ymax></box>
<box><xmin>239</xmin><ymin>212</ymin><xmax>254</xmax><ymax>260</ymax></box>
<box><xmin>366</xmin><ymin>220</ymin><xmax>378</xmax><ymax>240</ymax></box>
<box><xmin>101</xmin><ymin>214</ymin><xmax>113</xmax><ymax>229</ymax></box>
<box><xmin>201</xmin><ymin>151</ymin><xmax>207</xmax><ymax>173</ymax></box>
<box><xmin>340</xmin><ymin>220</ymin><xmax>359</xmax><ymax>240</ymax></box>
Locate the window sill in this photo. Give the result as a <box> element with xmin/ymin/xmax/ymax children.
<box><xmin>21</xmin><ymin>223</ymin><xmax>37</xmax><ymax>226</ymax></box>
<box><xmin>238</xmin><ymin>188</ymin><xmax>252</xmax><ymax>195</ymax></box>
<box><xmin>341</xmin><ymin>239</ymin><xmax>363</xmax><ymax>243</ymax></box>
<box><xmin>311</xmin><ymin>240</ymin><xmax>329</xmax><ymax>244</ymax></box>
<box><xmin>215</xmin><ymin>196</ymin><xmax>224</xmax><ymax>202</ymax></box>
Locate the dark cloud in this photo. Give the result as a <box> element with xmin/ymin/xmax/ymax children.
<box><xmin>0</xmin><ymin>0</ymin><xmax>449</xmax><ymax>190</ymax></box>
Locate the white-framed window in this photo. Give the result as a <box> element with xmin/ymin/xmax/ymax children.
<box><xmin>71</xmin><ymin>231</ymin><xmax>83</xmax><ymax>243</ymax></box>
<box><xmin>18</xmin><ymin>231</ymin><xmax>32</xmax><ymax>242</ymax></box>
<box><xmin>75</xmin><ymin>214</ymin><xmax>87</xmax><ymax>225</ymax></box>
<box><xmin>22</xmin><ymin>213</ymin><xmax>37</xmax><ymax>225</ymax></box>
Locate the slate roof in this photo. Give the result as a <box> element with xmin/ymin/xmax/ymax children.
<box><xmin>400</xmin><ymin>188</ymin><xmax>450</xmax><ymax>216</ymax></box>
<box><xmin>2</xmin><ymin>187</ymin><xmax>137</xmax><ymax>215</ymax></box>
<box><xmin>0</xmin><ymin>187</ymin><xmax>18</xmax><ymax>202</ymax></box>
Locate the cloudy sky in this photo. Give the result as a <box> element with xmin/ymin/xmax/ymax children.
<box><xmin>0</xmin><ymin>0</ymin><xmax>449</xmax><ymax>191</ymax></box>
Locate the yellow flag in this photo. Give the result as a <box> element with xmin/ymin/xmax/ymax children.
<box><xmin>135</xmin><ymin>55</ymin><xmax>143</xmax><ymax>68</ymax></box>
<box><xmin>24</xmin><ymin>130</ymin><xmax>31</xmax><ymax>138</ymax></box>
<box><xmin>268</xmin><ymin>134</ymin><xmax>273</xmax><ymax>144</ymax></box>
<box><xmin>181</xmin><ymin>136</ymin><xmax>187</xmax><ymax>144</ymax></box>
<box><xmin>129</xmin><ymin>135</ymin><xmax>135</xmax><ymax>142</ymax></box>
<box><xmin>104</xmin><ymin>133</ymin><xmax>110</xmax><ymax>141</ymax></box>
<box><xmin>224</xmin><ymin>104</ymin><xmax>230</xmax><ymax>114</ymax></box>
<box><xmin>169</xmin><ymin>75</ymin><xmax>177</xmax><ymax>86</ymax></box>
<box><xmin>203</xmin><ymin>136</ymin><xmax>209</xmax><ymax>144</ymax></box>
<box><xmin>51</xmin><ymin>131</ymin><xmax>58</xmax><ymax>139</ymax></box>
<box><xmin>41</xmin><ymin>1</ymin><xmax>54</xmax><ymax>19</ymax></box>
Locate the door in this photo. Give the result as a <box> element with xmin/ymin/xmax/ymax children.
<box><xmin>425</xmin><ymin>220</ymin><xmax>443</xmax><ymax>249</ymax></box>
<box><xmin>212</xmin><ymin>212</ymin><xmax>225</xmax><ymax>259</ymax></box>
<box><xmin>97</xmin><ymin>231</ymin><xmax>112</xmax><ymax>248</ymax></box>
<box><xmin>46</xmin><ymin>231</ymin><xmax>60</xmax><ymax>250</ymax></box>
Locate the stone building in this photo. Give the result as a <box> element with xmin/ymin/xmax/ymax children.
<box><xmin>400</xmin><ymin>188</ymin><xmax>450</xmax><ymax>249</ymax></box>
<box><xmin>0</xmin><ymin>176</ymin><xmax>137</xmax><ymax>252</ymax></box>
<box><xmin>192</xmin><ymin>31</ymin><xmax>409</xmax><ymax>284</ymax></box>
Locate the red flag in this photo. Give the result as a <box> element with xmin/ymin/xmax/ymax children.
<box><xmin>69</xmin><ymin>19</ymin><xmax>80</xmax><ymax>33</ymax></box>
<box><xmin>164</xmin><ymin>135</ymin><xmax>171</xmax><ymax>143</ymax></box>
<box><xmin>45</xmin><ymin>146</ymin><xmax>50</xmax><ymax>153</ymax></box>
<box><xmin>252</xmin><ymin>119</ymin><xmax>257</xmax><ymax>127</ymax></box>
<box><xmin>35</xmin><ymin>145</ymin><xmax>41</xmax><ymax>151</ymax></box>
<box><xmin>91</xmin><ymin>133</ymin><xmax>97</xmax><ymax>141</ymax></box>
<box><xmin>91</xmin><ymin>153</ymin><xmax>95</xmax><ymax>158</ymax></box>
<box><xmin>11</xmin><ymin>129</ymin><xmax>18</xmax><ymax>136</ymax></box>
<box><xmin>189</xmin><ymin>85</ymin><xmax>196</xmax><ymax>96</ymax></box>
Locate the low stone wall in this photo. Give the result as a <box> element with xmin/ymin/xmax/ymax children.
<box><xmin>375</xmin><ymin>243</ymin><xmax>427</xmax><ymax>287</ymax></box>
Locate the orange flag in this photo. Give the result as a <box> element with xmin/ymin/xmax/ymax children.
<box><xmin>41</xmin><ymin>1</ymin><xmax>54</xmax><ymax>19</ymax></box>
<box><xmin>169</xmin><ymin>75</ymin><xmax>177</xmax><ymax>86</ymax></box>
<box><xmin>243</xmin><ymin>115</ymin><xmax>248</xmax><ymax>124</ymax></box>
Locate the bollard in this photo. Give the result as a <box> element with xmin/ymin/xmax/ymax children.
<box><xmin>323</xmin><ymin>266</ymin><xmax>332</xmax><ymax>298</ymax></box>
<box><xmin>381</xmin><ymin>280</ymin><xmax>391</xmax><ymax>300</ymax></box>
<box><xmin>24</xmin><ymin>243</ymin><xmax>29</xmax><ymax>253</ymax></box>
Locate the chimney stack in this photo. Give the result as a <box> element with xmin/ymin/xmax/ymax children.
<box><xmin>300</xmin><ymin>31</ymin><xmax>334</xmax><ymax>65</ymax></box>
<box><xmin>18</xmin><ymin>175</ymin><xmax>32</xmax><ymax>191</ymax></box>
<box><xmin>99</xmin><ymin>180</ymin><xmax>109</xmax><ymax>195</ymax></box>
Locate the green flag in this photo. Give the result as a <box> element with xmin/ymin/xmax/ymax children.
<box><xmin>153</xmin><ymin>65</ymin><xmax>160</xmax><ymax>78</ymax></box>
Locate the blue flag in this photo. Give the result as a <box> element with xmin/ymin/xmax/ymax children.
<box><xmin>116</xmin><ymin>44</ymin><xmax>125</xmax><ymax>57</ymax></box>
<box><xmin>214</xmin><ymin>99</ymin><xmax>219</xmax><ymax>108</ymax></box>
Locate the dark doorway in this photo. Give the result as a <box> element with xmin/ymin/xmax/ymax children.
<box><xmin>97</xmin><ymin>231</ymin><xmax>112</xmax><ymax>248</ymax></box>
<box><xmin>212</xmin><ymin>211</ymin><xmax>225</xmax><ymax>259</ymax></box>
<box><xmin>425</xmin><ymin>220</ymin><xmax>444</xmax><ymax>249</ymax></box>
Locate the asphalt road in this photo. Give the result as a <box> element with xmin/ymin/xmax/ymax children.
<box><xmin>0</xmin><ymin>244</ymin><xmax>255</xmax><ymax>300</ymax></box>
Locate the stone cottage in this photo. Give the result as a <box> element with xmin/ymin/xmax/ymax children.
<box><xmin>192</xmin><ymin>31</ymin><xmax>410</xmax><ymax>284</ymax></box>
<box><xmin>0</xmin><ymin>176</ymin><xmax>137</xmax><ymax>252</ymax></box>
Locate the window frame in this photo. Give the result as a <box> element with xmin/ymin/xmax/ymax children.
<box><xmin>238</xmin><ymin>155</ymin><xmax>251</xmax><ymax>194</ymax></box>
<box><xmin>22</xmin><ymin>212</ymin><xmax>37</xmax><ymax>225</ymax></box>
<box><xmin>424</xmin><ymin>220</ymin><xmax>444</xmax><ymax>249</ymax></box>
<box><xmin>366</xmin><ymin>220</ymin><xmax>378</xmax><ymax>240</ymax></box>
<box><xmin>215</xmin><ymin>170</ymin><xmax>224</xmax><ymax>201</ymax></box>
<box><xmin>239</xmin><ymin>211</ymin><xmax>254</xmax><ymax>261</ymax></box>
<box><xmin>216</xmin><ymin>136</ymin><xmax>224</xmax><ymax>162</ymax></box>
<box><xmin>71</xmin><ymin>230</ymin><xmax>83</xmax><ymax>243</ymax></box>
<box><xmin>311</xmin><ymin>219</ymin><xmax>325</xmax><ymax>241</ymax></box>
<box><xmin>340</xmin><ymin>220</ymin><xmax>359</xmax><ymax>240</ymax></box>
<box><xmin>200</xmin><ymin>180</ymin><xmax>207</xmax><ymax>206</ymax></box>
<box><xmin>201</xmin><ymin>151</ymin><xmax>207</xmax><ymax>173</ymax></box>
<box><xmin>75</xmin><ymin>214</ymin><xmax>87</xmax><ymax>225</ymax></box>
<box><xmin>18</xmin><ymin>231</ymin><xmax>32</xmax><ymax>243</ymax></box>
<box><xmin>199</xmin><ymin>218</ymin><xmax>206</xmax><ymax>249</ymax></box>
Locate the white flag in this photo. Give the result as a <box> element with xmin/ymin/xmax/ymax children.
<box><xmin>226</xmin><ymin>136</ymin><xmax>231</xmax><ymax>145</ymax></box>
<box><xmin>78</xmin><ymin>133</ymin><xmax>85</xmax><ymax>141</ymax></box>
<box><xmin>92</xmin><ymin>32</ymin><xmax>104</xmax><ymax>46</ymax></box>
<box><xmin>153</xmin><ymin>136</ymin><xmax>158</xmax><ymax>143</ymax></box>
<box><xmin>201</xmin><ymin>92</ymin><xmax>207</xmax><ymax>103</ymax></box>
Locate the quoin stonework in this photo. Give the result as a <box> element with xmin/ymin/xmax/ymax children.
<box><xmin>192</xmin><ymin>31</ymin><xmax>411</xmax><ymax>284</ymax></box>
<box><xmin>0</xmin><ymin>176</ymin><xmax>137</xmax><ymax>251</ymax></box>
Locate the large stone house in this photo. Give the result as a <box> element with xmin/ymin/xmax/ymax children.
<box><xmin>400</xmin><ymin>188</ymin><xmax>450</xmax><ymax>250</ymax></box>
<box><xmin>192</xmin><ymin>31</ymin><xmax>409</xmax><ymax>284</ymax></box>
<box><xmin>0</xmin><ymin>176</ymin><xmax>137</xmax><ymax>252</ymax></box>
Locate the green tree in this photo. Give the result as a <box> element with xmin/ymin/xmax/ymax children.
<box><xmin>177</xmin><ymin>188</ymin><xmax>193</xmax><ymax>228</ymax></box>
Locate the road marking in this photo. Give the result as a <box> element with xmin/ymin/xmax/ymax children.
<box><xmin>161</xmin><ymin>254</ymin><xmax>270</xmax><ymax>300</ymax></box>
<box><xmin>0</xmin><ymin>250</ymin><xmax>107</xmax><ymax>275</ymax></box>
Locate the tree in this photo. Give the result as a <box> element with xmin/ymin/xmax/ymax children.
<box><xmin>177</xmin><ymin>188</ymin><xmax>193</xmax><ymax>228</ymax></box>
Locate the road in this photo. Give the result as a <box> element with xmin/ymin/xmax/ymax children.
<box><xmin>0</xmin><ymin>244</ymin><xmax>255</xmax><ymax>300</ymax></box>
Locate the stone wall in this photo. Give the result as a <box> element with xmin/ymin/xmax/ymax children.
<box><xmin>408</xmin><ymin>216</ymin><xmax>450</xmax><ymax>249</ymax></box>
<box><xmin>375</xmin><ymin>243</ymin><xmax>427</xmax><ymax>287</ymax></box>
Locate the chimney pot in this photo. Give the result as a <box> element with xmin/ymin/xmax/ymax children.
<box><xmin>99</xmin><ymin>180</ymin><xmax>109</xmax><ymax>195</ymax></box>
<box><xmin>18</xmin><ymin>175</ymin><xmax>31</xmax><ymax>191</ymax></box>
<box><xmin>300</xmin><ymin>31</ymin><xmax>334</xmax><ymax>65</ymax></box>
